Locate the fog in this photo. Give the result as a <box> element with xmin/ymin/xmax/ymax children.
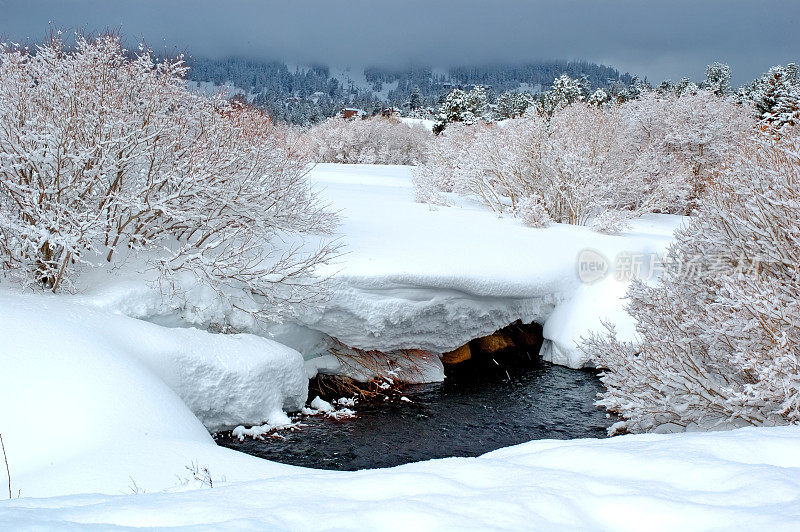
<box><xmin>1</xmin><ymin>0</ymin><xmax>798</xmax><ymax>85</ymax></box>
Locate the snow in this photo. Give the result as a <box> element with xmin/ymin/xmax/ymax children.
<box><xmin>298</xmin><ymin>164</ymin><xmax>683</xmax><ymax>368</ymax></box>
<box><xmin>400</xmin><ymin>117</ymin><xmax>435</xmax><ymax>131</ymax></box>
<box><xmin>2</xmin><ymin>423</ymin><xmax>799</xmax><ymax>530</ymax></box>
<box><xmin>63</xmin><ymin>163</ymin><xmax>682</xmax><ymax>373</ymax></box>
<box><xmin>0</xmin><ymin>163</ymin><xmax>798</xmax><ymax>529</ymax></box>
<box><xmin>1</xmin><ymin>288</ymin><xmax>798</xmax><ymax>527</ymax></box>
<box><xmin>0</xmin><ymin>290</ymin><xmax>307</xmax><ymax>497</ymax></box>
<box><xmin>310</xmin><ymin>396</ymin><xmax>335</xmax><ymax>412</ymax></box>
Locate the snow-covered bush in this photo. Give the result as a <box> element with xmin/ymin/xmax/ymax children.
<box><xmin>415</xmin><ymin>90</ymin><xmax>753</xmax><ymax>231</ymax></box>
<box><xmin>414</xmin><ymin>118</ymin><xmax>547</xmax><ymax>213</ymax></box>
<box><xmin>582</xmin><ymin>128</ymin><xmax>800</xmax><ymax>434</ymax></box>
<box><xmin>305</xmin><ymin>116</ymin><xmax>429</xmax><ymax>165</ymax></box>
<box><xmin>616</xmin><ymin>90</ymin><xmax>752</xmax><ymax>213</ymax></box>
<box><xmin>537</xmin><ymin>104</ymin><xmax>628</xmax><ymax>226</ymax></box>
<box><xmin>518</xmin><ymin>196</ymin><xmax>551</xmax><ymax>228</ymax></box>
<box><xmin>0</xmin><ymin>35</ymin><xmax>336</xmax><ymax>320</ymax></box>
<box><xmin>413</xmin><ymin>123</ymin><xmax>479</xmax><ymax>205</ymax></box>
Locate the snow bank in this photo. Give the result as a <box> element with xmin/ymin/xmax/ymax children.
<box><xmin>0</xmin><ymin>291</ymin><xmax>307</xmax><ymax>497</ymax></box>
<box><xmin>299</xmin><ymin>164</ymin><xmax>683</xmax><ymax>367</ymax></box>
<box><xmin>68</xmin><ymin>164</ymin><xmax>682</xmax><ymax>373</ymax></box>
<box><xmin>2</xmin><ymin>426</ymin><xmax>799</xmax><ymax>530</ymax></box>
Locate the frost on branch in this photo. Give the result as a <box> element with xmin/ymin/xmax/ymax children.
<box><xmin>304</xmin><ymin>116</ymin><xmax>429</xmax><ymax>165</ymax></box>
<box><xmin>582</xmin><ymin>128</ymin><xmax>800</xmax><ymax>434</ymax></box>
<box><xmin>414</xmin><ymin>88</ymin><xmax>752</xmax><ymax>230</ymax></box>
<box><xmin>0</xmin><ymin>35</ymin><xmax>337</xmax><ymax>322</ymax></box>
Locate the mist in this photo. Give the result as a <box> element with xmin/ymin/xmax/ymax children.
<box><xmin>1</xmin><ymin>0</ymin><xmax>798</xmax><ymax>85</ymax></box>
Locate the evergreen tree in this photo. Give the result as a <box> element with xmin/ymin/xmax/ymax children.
<box><xmin>409</xmin><ymin>86</ymin><xmax>422</xmax><ymax>109</ymax></box>
<box><xmin>542</xmin><ymin>74</ymin><xmax>585</xmax><ymax>115</ymax></box>
<box><xmin>704</xmin><ymin>62</ymin><xmax>732</xmax><ymax>96</ymax></box>
<box><xmin>744</xmin><ymin>64</ymin><xmax>800</xmax><ymax>130</ymax></box>
<box><xmin>496</xmin><ymin>91</ymin><xmax>535</xmax><ymax>118</ymax></box>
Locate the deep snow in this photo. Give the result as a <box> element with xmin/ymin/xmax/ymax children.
<box><xmin>298</xmin><ymin>164</ymin><xmax>683</xmax><ymax>368</ymax></box>
<box><xmin>0</xmin><ymin>291</ymin><xmax>307</xmax><ymax>497</ymax></box>
<box><xmin>70</xmin><ymin>163</ymin><xmax>682</xmax><ymax>371</ymax></box>
<box><xmin>2</xmin><ymin>423</ymin><xmax>799</xmax><ymax>530</ymax></box>
<box><xmin>1</xmin><ymin>289</ymin><xmax>798</xmax><ymax>529</ymax></box>
<box><xmin>1</xmin><ymin>163</ymin><xmax>798</xmax><ymax>529</ymax></box>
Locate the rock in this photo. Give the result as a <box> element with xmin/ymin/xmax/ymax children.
<box><xmin>441</xmin><ymin>343</ymin><xmax>472</xmax><ymax>365</ymax></box>
<box><xmin>472</xmin><ymin>331</ymin><xmax>515</xmax><ymax>354</ymax></box>
<box><xmin>508</xmin><ymin>324</ymin><xmax>542</xmax><ymax>349</ymax></box>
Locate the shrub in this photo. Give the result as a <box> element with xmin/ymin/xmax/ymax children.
<box><xmin>414</xmin><ymin>92</ymin><xmax>753</xmax><ymax>232</ymax></box>
<box><xmin>0</xmin><ymin>35</ymin><xmax>336</xmax><ymax>321</ymax></box>
<box><xmin>582</xmin><ymin>129</ymin><xmax>800</xmax><ymax>434</ymax></box>
<box><xmin>305</xmin><ymin>116</ymin><xmax>429</xmax><ymax>165</ymax></box>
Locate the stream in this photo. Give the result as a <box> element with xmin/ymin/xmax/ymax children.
<box><xmin>216</xmin><ymin>359</ymin><xmax>612</xmax><ymax>470</ymax></box>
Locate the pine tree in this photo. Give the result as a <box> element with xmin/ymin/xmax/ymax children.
<box><xmin>409</xmin><ymin>86</ymin><xmax>422</xmax><ymax>109</ymax></box>
<box><xmin>433</xmin><ymin>86</ymin><xmax>489</xmax><ymax>133</ymax></box>
<box><xmin>704</xmin><ymin>62</ymin><xmax>731</xmax><ymax>96</ymax></box>
<box><xmin>745</xmin><ymin>64</ymin><xmax>800</xmax><ymax>130</ymax></box>
<box><xmin>542</xmin><ymin>74</ymin><xmax>585</xmax><ymax>115</ymax></box>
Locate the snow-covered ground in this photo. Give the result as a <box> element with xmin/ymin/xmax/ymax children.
<box><xmin>2</xmin><ymin>416</ymin><xmax>799</xmax><ymax>530</ymax></box>
<box><xmin>1</xmin><ymin>287</ymin><xmax>799</xmax><ymax>528</ymax></box>
<box><xmin>69</xmin><ymin>163</ymin><xmax>681</xmax><ymax>371</ymax></box>
<box><xmin>400</xmin><ymin>117</ymin><xmax>435</xmax><ymax>131</ymax></box>
<box><xmin>298</xmin><ymin>164</ymin><xmax>683</xmax><ymax>369</ymax></box>
<box><xmin>1</xmin><ymin>163</ymin><xmax>799</xmax><ymax>529</ymax></box>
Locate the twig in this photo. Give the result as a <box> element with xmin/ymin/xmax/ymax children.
<box><xmin>0</xmin><ymin>434</ymin><xmax>10</xmax><ymax>499</ymax></box>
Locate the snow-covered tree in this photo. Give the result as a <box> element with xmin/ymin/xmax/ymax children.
<box><xmin>704</xmin><ymin>62</ymin><xmax>732</xmax><ymax>96</ymax></box>
<box><xmin>0</xmin><ymin>35</ymin><xmax>337</xmax><ymax>322</ymax></box>
<box><xmin>542</xmin><ymin>74</ymin><xmax>585</xmax><ymax>116</ymax></box>
<box><xmin>433</xmin><ymin>86</ymin><xmax>491</xmax><ymax>134</ymax></box>
<box><xmin>674</xmin><ymin>77</ymin><xmax>699</xmax><ymax>97</ymax></box>
<box><xmin>741</xmin><ymin>64</ymin><xmax>800</xmax><ymax>130</ymax></box>
<box><xmin>409</xmin><ymin>86</ymin><xmax>422</xmax><ymax>110</ymax></box>
<box><xmin>587</xmin><ymin>88</ymin><xmax>609</xmax><ymax>107</ymax></box>
<box><xmin>496</xmin><ymin>91</ymin><xmax>535</xmax><ymax>118</ymax></box>
<box><xmin>582</xmin><ymin>128</ymin><xmax>800</xmax><ymax>434</ymax></box>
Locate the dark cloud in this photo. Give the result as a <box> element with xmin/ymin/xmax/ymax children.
<box><xmin>1</xmin><ymin>0</ymin><xmax>798</xmax><ymax>85</ymax></box>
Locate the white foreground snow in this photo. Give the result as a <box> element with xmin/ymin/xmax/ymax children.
<box><xmin>298</xmin><ymin>164</ymin><xmax>683</xmax><ymax>368</ymax></box>
<box><xmin>1</xmin><ymin>291</ymin><xmax>798</xmax><ymax>528</ymax></box>
<box><xmin>1</xmin><ymin>421</ymin><xmax>799</xmax><ymax>530</ymax></box>
<box><xmin>0</xmin><ymin>291</ymin><xmax>307</xmax><ymax>497</ymax></box>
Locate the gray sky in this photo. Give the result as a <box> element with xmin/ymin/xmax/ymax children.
<box><xmin>1</xmin><ymin>0</ymin><xmax>798</xmax><ymax>86</ymax></box>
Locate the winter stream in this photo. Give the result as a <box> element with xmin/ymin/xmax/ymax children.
<box><xmin>215</xmin><ymin>357</ymin><xmax>611</xmax><ymax>470</ymax></box>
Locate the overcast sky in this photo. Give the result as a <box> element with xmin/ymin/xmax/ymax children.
<box><xmin>1</xmin><ymin>0</ymin><xmax>798</xmax><ymax>86</ymax></box>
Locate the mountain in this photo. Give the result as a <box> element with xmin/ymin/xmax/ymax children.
<box><xmin>185</xmin><ymin>57</ymin><xmax>633</xmax><ymax>125</ymax></box>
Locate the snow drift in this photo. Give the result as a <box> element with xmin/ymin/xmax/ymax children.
<box><xmin>0</xmin><ymin>289</ymin><xmax>307</xmax><ymax>442</ymax></box>
<box><xmin>297</xmin><ymin>164</ymin><xmax>684</xmax><ymax>368</ymax></box>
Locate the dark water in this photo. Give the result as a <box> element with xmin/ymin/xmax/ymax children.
<box><xmin>216</xmin><ymin>361</ymin><xmax>612</xmax><ymax>470</ymax></box>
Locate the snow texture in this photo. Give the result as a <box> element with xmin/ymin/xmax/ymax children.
<box><xmin>2</xmin><ymin>422</ymin><xmax>799</xmax><ymax>530</ymax></box>
<box><xmin>0</xmin><ymin>291</ymin><xmax>307</xmax><ymax>439</ymax></box>
<box><xmin>299</xmin><ymin>164</ymin><xmax>683</xmax><ymax>367</ymax></box>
